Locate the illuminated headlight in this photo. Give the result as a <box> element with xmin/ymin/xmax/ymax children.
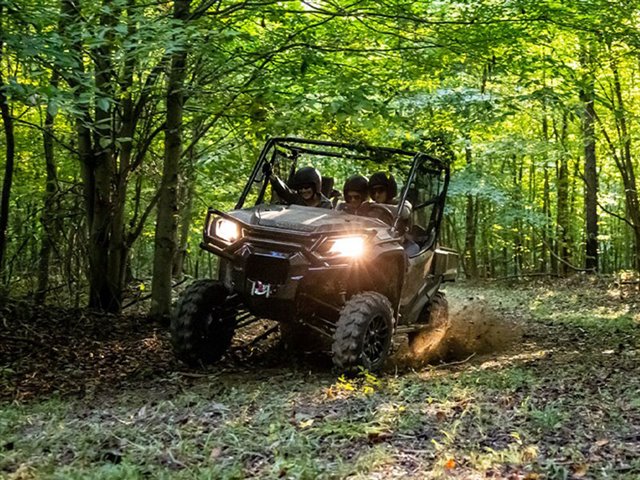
<box><xmin>327</xmin><ymin>236</ymin><xmax>366</xmax><ymax>258</ymax></box>
<box><xmin>214</xmin><ymin>218</ymin><xmax>240</xmax><ymax>243</ymax></box>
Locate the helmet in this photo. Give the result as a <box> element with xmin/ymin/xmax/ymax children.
<box><xmin>369</xmin><ymin>172</ymin><xmax>397</xmax><ymax>200</ymax></box>
<box><xmin>291</xmin><ymin>166</ymin><xmax>322</xmax><ymax>193</ymax></box>
<box><xmin>343</xmin><ymin>174</ymin><xmax>369</xmax><ymax>199</ymax></box>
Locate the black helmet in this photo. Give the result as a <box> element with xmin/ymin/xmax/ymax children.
<box><xmin>291</xmin><ymin>166</ymin><xmax>322</xmax><ymax>193</ymax></box>
<box><xmin>369</xmin><ymin>172</ymin><xmax>397</xmax><ymax>199</ymax></box>
<box><xmin>343</xmin><ymin>174</ymin><xmax>369</xmax><ymax>199</ymax></box>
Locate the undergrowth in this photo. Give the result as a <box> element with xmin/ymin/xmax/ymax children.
<box><xmin>2</xmin><ymin>280</ymin><xmax>640</xmax><ymax>479</ymax></box>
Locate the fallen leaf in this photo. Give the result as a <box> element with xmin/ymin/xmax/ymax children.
<box><xmin>444</xmin><ymin>458</ymin><xmax>456</xmax><ymax>470</ymax></box>
<box><xmin>571</xmin><ymin>463</ymin><xmax>589</xmax><ymax>477</ymax></box>
<box><xmin>210</xmin><ymin>447</ymin><xmax>222</xmax><ymax>461</ymax></box>
<box><xmin>8</xmin><ymin>464</ymin><xmax>37</xmax><ymax>480</ymax></box>
<box><xmin>368</xmin><ymin>431</ymin><xmax>392</xmax><ymax>444</ymax></box>
<box><xmin>299</xmin><ymin>418</ymin><xmax>314</xmax><ymax>428</ymax></box>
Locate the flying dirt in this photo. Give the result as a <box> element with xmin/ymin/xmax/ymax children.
<box><xmin>393</xmin><ymin>294</ymin><xmax>524</xmax><ymax>368</ymax></box>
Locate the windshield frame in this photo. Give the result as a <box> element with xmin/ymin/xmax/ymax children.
<box><xmin>236</xmin><ymin>137</ymin><xmax>449</xmax><ymax>234</ymax></box>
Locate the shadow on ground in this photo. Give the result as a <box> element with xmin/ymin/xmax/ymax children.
<box><xmin>1</xmin><ymin>289</ymin><xmax>533</xmax><ymax>402</ymax></box>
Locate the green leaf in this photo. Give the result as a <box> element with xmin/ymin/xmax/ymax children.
<box><xmin>96</xmin><ymin>97</ymin><xmax>110</xmax><ymax>112</ymax></box>
<box><xmin>47</xmin><ymin>101</ymin><xmax>58</xmax><ymax>117</ymax></box>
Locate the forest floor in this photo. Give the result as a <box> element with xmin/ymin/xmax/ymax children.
<box><xmin>2</xmin><ymin>277</ymin><xmax>640</xmax><ymax>479</ymax></box>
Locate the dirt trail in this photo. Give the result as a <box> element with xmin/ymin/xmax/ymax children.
<box><xmin>1</xmin><ymin>291</ymin><xmax>525</xmax><ymax>400</ymax></box>
<box><xmin>393</xmin><ymin>295</ymin><xmax>523</xmax><ymax>368</ymax></box>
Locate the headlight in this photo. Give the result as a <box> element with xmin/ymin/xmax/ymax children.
<box><xmin>214</xmin><ymin>218</ymin><xmax>240</xmax><ymax>243</ymax></box>
<box><xmin>327</xmin><ymin>236</ymin><xmax>366</xmax><ymax>258</ymax></box>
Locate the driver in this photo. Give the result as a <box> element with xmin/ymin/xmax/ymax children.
<box><xmin>270</xmin><ymin>166</ymin><xmax>332</xmax><ymax>209</ymax></box>
<box><xmin>338</xmin><ymin>174</ymin><xmax>371</xmax><ymax>215</ymax></box>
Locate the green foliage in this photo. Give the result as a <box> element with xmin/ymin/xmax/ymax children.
<box><xmin>3</xmin><ymin>0</ymin><xmax>640</xmax><ymax>302</ymax></box>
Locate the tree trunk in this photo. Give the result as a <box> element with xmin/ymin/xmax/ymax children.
<box><xmin>541</xmin><ymin>111</ymin><xmax>550</xmax><ymax>274</ymax></box>
<box><xmin>512</xmin><ymin>155</ymin><xmax>524</xmax><ymax>277</ymax></box>
<box><xmin>173</xmin><ymin>174</ymin><xmax>194</xmax><ymax>279</ymax></box>
<box><xmin>150</xmin><ymin>0</ymin><xmax>191</xmax><ymax>321</ymax></box>
<box><xmin>60</xmin><ymin>0</ymin><xmax>113</xmax><ymax>310</ymax></box>
<box><xmin>580</xmin><ymin>45</ymin><xmax>599</xmax><ymax>272</ymax></box>
<box><xmin>555</xmin><ymin>112</ymin><xmax>570</xmax><ymax>276</ymax></box>
<box><xmin>609</xmin><ymin>56</ymin><xmax>640</xmax><ymax>271</ymax></box>
<box><xmin>87</xmin><ymin>1</ymin><xmax>120</xmax><ymax>311</ymax></box>
<box><xmin>0</xmin><ymin>9</ymin><xmax>16</xmax><ymax>278</ymax></box>
<box><xmin>36</xmin><ymin>73</ymin><xmax>61</xmax><ymax>302</ymax></box>
<box><xmin>463</xmin><ymin>145</ymin><xmax>478</xmax><ymax>279</ymax></box>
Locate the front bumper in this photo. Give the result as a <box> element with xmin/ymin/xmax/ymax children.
<box><xmin>201</xmin><ymin>209</ymin><xmax>356</xmax><ymax>322</ymax></box>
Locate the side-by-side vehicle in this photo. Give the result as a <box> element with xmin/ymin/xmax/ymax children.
<box><xmin>171</xmin><ymin>138</ymin><xmax>458</xmax><ymax>372</ymax></box>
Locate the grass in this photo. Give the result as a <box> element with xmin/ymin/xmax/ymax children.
<box><xmin>3</xmin><ymin>280</ymin><xmax>640</xmax><ymax>478</ymax></box>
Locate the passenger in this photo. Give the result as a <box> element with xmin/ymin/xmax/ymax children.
<box><xmin>368</xmin><ymin>172</ymin><xmax>398</xmax><ymax>204</ymax></box>
<box><xmin>338</xmin><ymin>174</ymin><xmax>370</xmax><ymax>215</ymax></box>
<box><xmin>369</xmin><ymin>171</ymin><xmax>410</xmax><ymax>219</ymax></box>
<box><xmin>270</xmin><ymin>166</ymin><xmax>332</xmax><ymax>208</ymax></box>
<box><xmin>321</xmin><ymin>176</ymin><xmax>341</xmax><ymax>208</ymax></box>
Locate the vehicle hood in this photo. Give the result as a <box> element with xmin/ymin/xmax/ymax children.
<box><xmin>227</xmin><ymin>204</ymin><xmax>389</xmax><ymax>234</ymax></box>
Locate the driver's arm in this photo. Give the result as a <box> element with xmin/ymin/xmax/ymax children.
<box><xmin>269</xmin><ymin>174</ymin><xmax>301</xmax><ymax>205</ymax></box>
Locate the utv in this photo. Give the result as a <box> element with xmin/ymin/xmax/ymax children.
<box><xmin>171</xmin><ymin>138</ymin><xmax>458</xmax><ymax>372</ymax></box>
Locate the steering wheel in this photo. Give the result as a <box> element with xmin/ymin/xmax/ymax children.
<box><xmin>366</xmin><ymin>203</ymin><xmax>395</xmax><ymax>226</ymax></box>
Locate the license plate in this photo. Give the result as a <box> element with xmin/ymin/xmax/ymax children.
<box><xmin>250</xmin><ymin>280</ymin><xmax>272</xmax><ymax>297</ymax></box>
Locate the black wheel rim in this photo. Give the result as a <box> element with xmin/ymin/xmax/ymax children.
<box><xmin>204</xmin><ymin>304</ymin><xmax>235</xmax><ymax>338</ymax></box>
<box><xmin>363</xmin><ymin>314</ymin><xmax>389</xmax><ymax>366</ymax></box>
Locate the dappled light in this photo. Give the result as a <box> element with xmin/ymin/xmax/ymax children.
<box><xmin>3</xmin><ymin>0</ymin><xmax>640</xmax><ymax>476</ymax></box>
<box><xmin>4</xmin><ymin>281</ymin><xmax>640</xmax><ymax>477</ymax></box>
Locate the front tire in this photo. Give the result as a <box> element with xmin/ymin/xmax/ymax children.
<box><xmin>171</xmin><ymin>280</ymin><xmax>237</xmax><ymax>366</ymax></box>
<box><xmin>332</xmin><ymin>292</ymin><xmax>394</xmax><ymax>372</ymax></box>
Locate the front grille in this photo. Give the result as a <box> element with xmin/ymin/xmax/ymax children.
<box><xmin>246</xmin><ymin>253</ymin><xmax>289</xmax><ymax>284</ymax></box>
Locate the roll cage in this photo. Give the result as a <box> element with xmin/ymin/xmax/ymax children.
<box><xmin>236</xmin><ymin>137</ymin><xmax>450</xmax><ymax>250</ymax></box>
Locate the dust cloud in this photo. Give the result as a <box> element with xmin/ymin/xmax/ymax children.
<box><xmin>392</xmin><ymin>296</ymin><xmax>523</xmax><ymax>368</ymax></box>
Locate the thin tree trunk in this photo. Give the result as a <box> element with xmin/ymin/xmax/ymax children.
<box><xmin>580</xmin><ymin>45</ymin><xmax>599</xmax><ymax>272</ymax></box>
<box><xmin>463</xmin><ymin>144</ymin><xmax>478</xmax><ymax>279</ymax></box>
<box><xmin>0</xmin><ymin>8</ymin><xmax>16</xmax><ymax>277</ymax></box>
<box><xmin>109</xmin><ymin>0</ymin><xmax>139</xmax><ymax>297</ymax></box>
<box><xmin>173</xmin><ymin>175</ymin><xmax>194</xmax><ymax>279</ymax></box>
<box><xmin>541</xmin><ymin>111</ymin><xmax>551</xmax><ymax>274</ymax></box>
<box><xmin>556</xmin><ymin>112</ymin><xmax>570</xmax><ymax>276</ymax></box>
<box><xmin>512</xmin><ymin>155</ymin><xmax>524</xmax><ymax>277</ymax></box>
<box><xmin>150</xmin><ymin>0</ymin><xmax>191</xmax><ymax>321</ymax></box>
<box><xmin>36</xmin><ymin>72</ymin><xmax>61</xmax><ymax>302</ymax></box>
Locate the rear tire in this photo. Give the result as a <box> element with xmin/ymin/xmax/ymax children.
<box><xmin>171</xmin><ymin>280</ymin><xmax>237</xmax><ymax>366</ymax></box>
<box><xmin>408</xmin><ymin>291</ymin><xmax>449</xmax><ymax>356</ymax></box>
<box><xmin>332</xmin><ymin>292</ymin><xmax>394</xmax><ymax>373</ymax></box>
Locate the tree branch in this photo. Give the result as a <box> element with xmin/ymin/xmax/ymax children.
<box><xmin>597</xmin><ymin>199</ymin><xmax>634</xmax><ymax>228</ymax></box>
<box><xmin>13</xmin><ymin>119</ymin><xmax>78</xmax><ymax>154</ymax></box>
<box><xmin>126</xmin><ymin>188</ymin><xmax>161</xmax><ymax>246</ymax></box>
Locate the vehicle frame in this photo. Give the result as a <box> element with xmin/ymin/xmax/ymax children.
<box><xmin>172</xmin><ymin>137</ymin><xmax>458</xmax><ymax>371</ymax></box>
